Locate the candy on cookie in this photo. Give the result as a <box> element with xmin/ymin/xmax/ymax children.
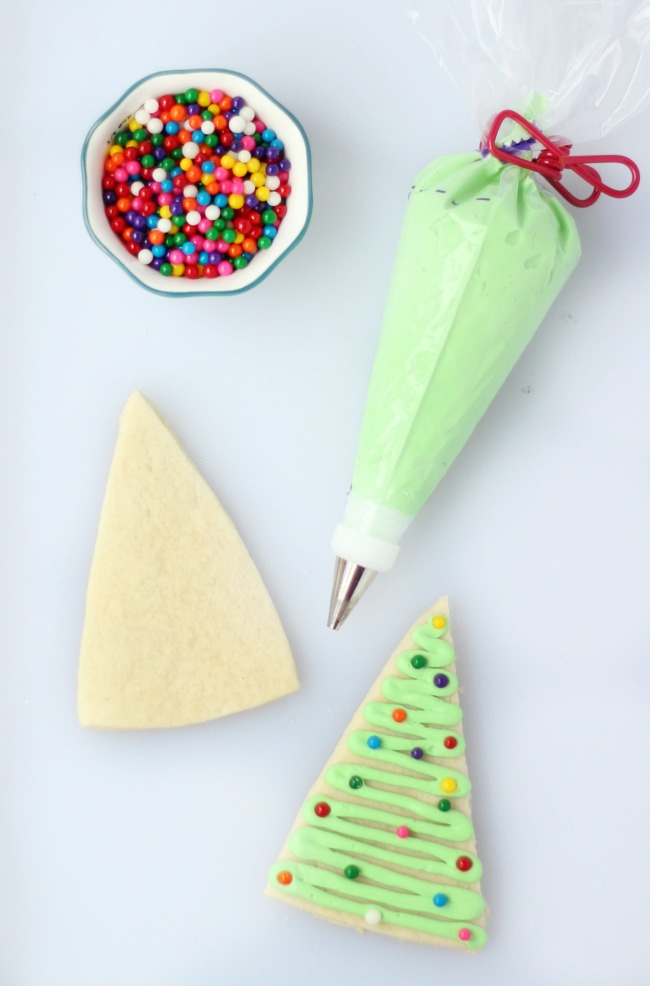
<box><xmin>267</xmin><ymin>598</ymin><xmax>486</xmax><ymax>949</ymax></box>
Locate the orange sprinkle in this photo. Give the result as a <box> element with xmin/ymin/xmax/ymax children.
<box><xmin>392</xmin><ymin>708</ymin><xmax>407</xmax><ymax>723</ymax></box>
<box><xmin>169</xmin><ymin>104</ymin><xmax>187</xmax><ymax>122</ymax></box>
<box><xmin>277</xmin><ymin>870</ymin><xmax>293</xmax><ymax>886</ymax></box>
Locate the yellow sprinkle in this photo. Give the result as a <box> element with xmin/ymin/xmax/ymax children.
<box><xmin>200</xmin><ymin>173</ymin><xmax>212</xmax><ymax>185</ymax></box>
<box><xmin>208</xmin><ymin>103</ymin><xmax>220</xmax><ymax>114</ymax></box>
<box><xmin>440</xmin><ymin>778</ymin><xmax>457</xmax><ymax>794</ymax></box>
<box><xmin>255</xmin><ymin>186</ymin><xmax>270</xmax><ymax>202</ymax></box>
<box><xmin>159</xmin><ymin>205</ymin><xmax>171</xmax><ymax>219</ymax></box>
<box><xmin>180</xmin><ymin>158</ymin><xmax>192</xmax><ymax>172</ymax></box>
<box><xmin>171</xmin><ymin>264</ymin><xmax>185</xmax><ymax>277</ymax></box>
<box><xmin>128</xmin><ymin>119</ymin><xmax>139</xmax><ymax>132</ymax></box>
<box><xmin>197</xmin><ymin>90</ymin><xmax>211</xmax><ymax>107</ymax></box>
<box><xmin>234</xmin><ymin>232</ymin><xmax>244</xmax><ymax>243</ymax></box>
<box><xmin>108</xmin><ymin>144</ymin><xmax>122</xmax><ymax>156</ymax></box>
<box><xmin>247</xmin><ymin>158</ymin><xmax>261</xmax><ymax>173</ymax></box>
<box><xmin>228</xmin><ymin>193</ymin><xmax>245</xmax><ymax>210</ymax></box>
<box><xmin>432</xmin><ymin>615</ymin><xmax>447</xmax><ymax>630</ymax></box>
<box><xmin>251</xmin><ymin>171</ymin><xmax>265</xmax><ymax>188</ymax></box>
<box><xmin>232</xmin><ymin>161</ymin><xmax>248</xmax><ymax>178</ymax></box>
<box><xmin>126</xmin><ymin>140</ymin><xmax>138</xmax><ymax>148</ymax></box>
<box><xmin>220</xmin><ymin>154</ymin><xmax>235</xmax><ymax>170</ymax></box>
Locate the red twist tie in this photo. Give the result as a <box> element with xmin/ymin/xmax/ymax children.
<box><xmin>486</xmin><ymin>109</ymin><xmax>640</xmax><ymax>208</ymax></box>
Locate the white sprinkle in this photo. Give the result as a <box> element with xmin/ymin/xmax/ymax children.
<box><xmin>229</xmin><ymin>115</ymin><xmax>245</xmax><ymax>134</ymax></box>
<box><xmin>147</xmin><ymin>118</ymin><xmax>164</xmax><ymax>134</ymax></box>
<box><xmin>267</xmin><ymin>191</ymin><xmax>282</xmax><ymax>206</ymax></box>
<box><xmin>364</xmin><ymin>909</ymin><xmax>382</xmax><ymax>926</ymax></box>
<box><xmin>240</xmin><ymin>106</ymin><xmax>255</xmax><ymax>122</ymax></box>
<box><xmin>152</xmin><ymin>167</ymin><xmax>167</xmax><ymax>183</ymax></box>
<box><xmin>183</xmin><ymin>142</ymin><xmax>199</xmax><ymax>159</ymax></box>
<box><xmin>265</xmin><ymin>176</ymin><xmax>280</xmax><ymax>191</ymax></box>
<box><xmin>183</xmin><ymin>185</ymin><xmax>198</xmax><ymax>198</ymax></box>
<box><xmin>205</xmin><ymin>205</ymin><xmax>221</xmax><ymax>220</ymax></box>
<box><xmin>243</xmin><ymin>121</ymin><xmax>256</xmax><ymax>136</ymax></box>
<box><xmin>238</xmin><ymin>150</ymin><xmax>251</xmax><ymax>163</ymax></box>
<box><xmin>201</xmin><ymin>120</ymin><xmax>215</xmax><ymax>134</ymax></box>
<box><xmin>144</xmin><ymin>98</ymin><xmax>159</xmax><ymax>114</ymax></box>
<box><xmin>157</xmin><ymin>218</ymin><xmax>172</xmax><ymax>232</ymax></box>
<box><xmin>243</xmin><ymin>180</ymin><xmax>255</xmax><ymax>195</ymax></box>
<box><xmin>135</xmin><ymin>108</ymin><xmax>150</xmax><ymax>125</ymax></box>
<box><xmin>130</xmin><ymin>181</ymin><xmax>144</xmax><ymax>196</ymax></box>
<box><xmin>186</xmin><ymin>210</ymin><xmax>201</xmax><ymax>226</ymax></box>
<box><xmin>138</xmin><ymin>248</ymin><xmax>153</xmax><ymax>265</ymax></box>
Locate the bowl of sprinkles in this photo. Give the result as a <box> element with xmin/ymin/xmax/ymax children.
<box><xmin>82</xmin><ymin>70</ymin><xmax>312</xmax><ymax>296</ymax></box>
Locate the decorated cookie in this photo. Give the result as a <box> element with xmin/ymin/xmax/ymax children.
<box><xmin>78</xmin><ymin>391</ymin><xmax>299</xmax><ymax>729</ymax></box>
<box><xmin>267</xmin><ymin>599</ymin><xmax>486</xmax><ymax>949</ymax></box>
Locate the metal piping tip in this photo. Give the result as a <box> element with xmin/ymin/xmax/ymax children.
<box><xmin>327</xmin><ymin>557</ymin><xmax>377</xmax><ymax>630</ymax></box>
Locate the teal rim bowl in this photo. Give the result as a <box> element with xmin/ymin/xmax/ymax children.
<box><xmin>82</xmin><ymin>69</ymin><xmax>312</xmax><ymax>297</ymax></box>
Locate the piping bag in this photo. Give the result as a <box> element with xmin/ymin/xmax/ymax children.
<box><xmin>328</xmin><ymin>0</ymin><xmax>648</xmax><ymax>629</ymax></box>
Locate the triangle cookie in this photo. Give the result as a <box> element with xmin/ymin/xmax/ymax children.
<box><xmin>78</xmin><ymin>391</ymin><xmax>299</xmax><ymax>729</ymax></box>
<box><xmin>267</xmin><ymin>598</ymin><xmax>487</xmax><ymax>949</ymax></box>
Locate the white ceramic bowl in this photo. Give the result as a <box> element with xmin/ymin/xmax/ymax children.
<box><xmin>82</xmin><ymin>69</ymin><xmax>312</xmax><ymax>296</ymax></box>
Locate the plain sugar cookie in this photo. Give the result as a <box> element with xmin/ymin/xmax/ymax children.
<box><xmin>78</xmin><ymin>391</ymin><xmax>299</xmax><ymax>729</ymax></box>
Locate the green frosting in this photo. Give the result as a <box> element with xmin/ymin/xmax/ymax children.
<box><xmin>351</xmin><ymin>152</ymin><xmax>580</xmax><ymax>516</ymax></box>
<box><xmin>269</xmin><ymin>615</ymin><xmax>487</xmax><ymax>949</ymax></box>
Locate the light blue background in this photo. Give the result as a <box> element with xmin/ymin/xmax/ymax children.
<box><xmin>2</xmin><ymin>2</ymin><xmax>650</xmax><ymax>985</ymax></box>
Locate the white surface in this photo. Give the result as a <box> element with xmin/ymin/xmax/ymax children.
<box><xmin>2</xmin><ymin>2</ymin><xmax>650</xmax><ymax>985</ymax></box>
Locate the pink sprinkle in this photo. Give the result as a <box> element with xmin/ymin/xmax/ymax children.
<box><xmin>131</xmin><ymin>198</ymin><xmax>145</xmax><ymax>213</ymax></box>
<box><xmin>215</xmin><ymin>167</ymin><xmax>228</xmax><ymax>181</ymax></box>
<box><xmin>198</xmin><ymin>219</ymin><xmax>211</xmax><ymax>233</ymax></box>
<box><xmin>458</xmin><ymin>928</ymin><xmax>471</xmax><ymax>942</ymax></box>
<box><xmin>158</xmin><ymin>193</ymin><xmax>173</xmax><ymax>206</ymax></box>
<box><xmin>231</xmin><ymin>178</ymin><xmax>244</xmax><ymax>194</ymax></box>
<box><xmin>113</xmin><ymin>167</ymin><xmax>128</xmax><ymax>182</ymax></box>
<box><xmin>184</xmin><ymin>253</ymin><xmax>198</xmax><ymax>265</ymax></box>
<box><xmin>191</xmin><ymin>235</ymin><xmax>203</xmax><ymax>248</ymax></box>
<box><xmin>241</xmin><ymin>136</ymin><xmax>256</xmax><ymax>152</ymax></box>
<box><xmin>149</xmin><ymin>181</ymin><xmax>161</xmax><ymax>194</ymax></box>
<box><xmin>221</xmin><ymin>180</ymin><xmax>233</xmax><ymax>195</ymax></box>
<box><xmin>216</xmin><ymin>239</ymin><xmax>230</xmax><ymax>254</ymax></box>
<box><xmin>209</xmin><ymin>89</ymin><xmax>224</xmax><ymax>103</ymax></box>
<box><xmin>254</xmin><ymin>118</ymin><xmax>265</xmax><ymax>133</ymax></box>
<box><xmin>217</xmin><ymin>260</ymin><xmax>234</xmax><ymax>276</ymax></box>
<box><xmin>396</xmin><ymin>826</ymin><xmax>410</xmax><ymax>839</ymax></box>
<box><xmin>125</xmin><ymin>160</ymin><xmax>140</xmax><ymax>175</ymax></box>
<box><xmin>168</xmin><ymin>249</ymin><xmax>184</xmax><ymax>264</ymax></box>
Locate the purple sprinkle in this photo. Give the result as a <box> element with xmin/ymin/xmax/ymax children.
<box><xmin>411</xmin><ymin>747</ymin><xmax>424</xmax><ymax>760</ymax></box>
<box><xmin>434</xmin><ymin>673</ymin><xmax>449</xmax><ymax>689</ymax></box>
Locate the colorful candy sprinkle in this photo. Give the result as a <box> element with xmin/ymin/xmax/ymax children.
<box><xmin>344</xmin><ymin>865</ymin><xmax>360</xmax><ymax>880</ymax></box>
<box><xmin>433</xmin><ymin>673</ymin><xmax>450</xmax><ymax>689</ymax></box>
<box><xmin>277</xmin><ymin>870</ymin><xmax>293</xmax><ymax>885</ymax></box>
<box><xmin>458</xmin><ymin>928</ymin><xmax>472</xmax><ymax>941</ymax></box>
<box><xmin>410</xmin><ymin>654</ymin><xmax>427</xmax><ymax>669</ymax></box>
<box><xmin>392</xmin><ymin>708</ymin><xmax>407</xmax><ymax>723</ymax></box>
<box><xmin>440</xmin><ymin>777</ymin><xmax>458</xmax><ymax>794</ymax></box>
<box><xmin>438</xmin><ymin>798</ymin><xmax>451</xmax><ymax>812</ymax></box>
<box><xmin>432</xmin><ymin>615</ymin><xmax>447</xmax><ymax>630</ymax></box>
<box><xmin>432</xmin><ymin>893</ymin><xmax>448</xmax><ymax>907</ymax></box>
<box><xmin>396</xmin><ymin>825</ymin><xmax>410</xmax><ymax>839</ymax></box>
<box><xmin>410</xmin><ymin>746</ymin><xmax>424</xmax><ymax>759</ymax></box>
<box><xmin>367</xmin><ymin>735</ymin><xmax>381</xmax><ymax>749</ymax></box>
<box><xmin>314</xmin><ymin>801</ymin><xmax>331</xmax><ymax>817</ymax></box>
<box><xmin>101</xmin><ymin>87</ymin><xmax>292</xmax><ymax>280</ymax></box>
<box><xmin>348</xmin><ymin>775</ymin><xmax>363</xmax><ymax>789</ymax></box>
<box><xmin>443</xmin><ymin>736</ymin><xmax>458</xmax><ymax>750</ymax></box>
<box><xmin>456</xmin><ymin>855</ymin><xmax>473</xmax><ymax>872</ymax></box>
<box><xmin>364</xmin><ymin>908</ymin><xmax>382</xmax><ymax>926</ymax></box>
